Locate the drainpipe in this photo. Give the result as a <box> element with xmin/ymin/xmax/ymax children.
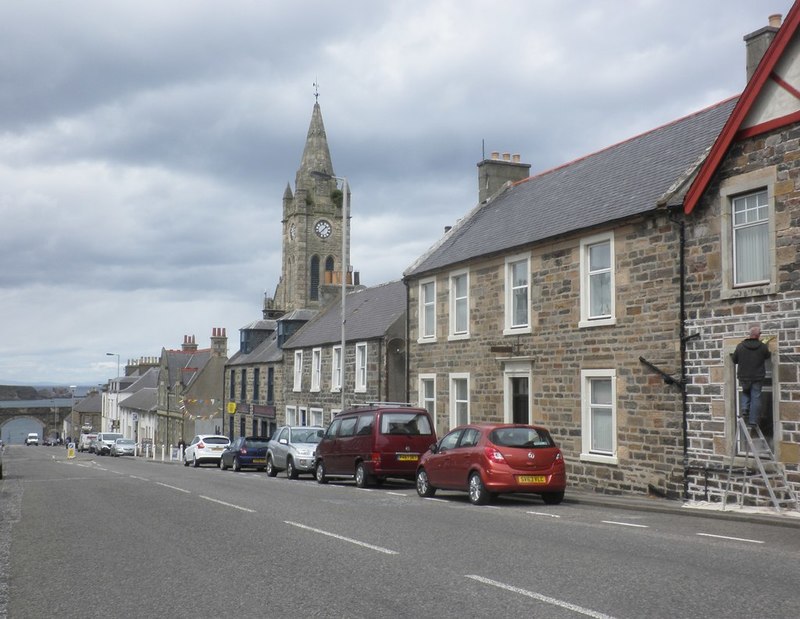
<box><xmin>403</xmin><ymin>279</ymin><xmax>411</xmax><ymax>403</ymax></box>
<box><xmin>669</xmin><ymin>208</ymin><xmax>689</xmax><ymax>499</ymax></box>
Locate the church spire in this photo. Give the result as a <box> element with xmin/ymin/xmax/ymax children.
<box><xmin>296</xmin><ymin>102</ymin><xmax>334</xmax><ymax>189</ymax></box>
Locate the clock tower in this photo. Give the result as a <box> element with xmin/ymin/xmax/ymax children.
<box><xmin>271</xmin><ymin>101</ymin><xmax>351</xmax><ymax>313</ymax></box>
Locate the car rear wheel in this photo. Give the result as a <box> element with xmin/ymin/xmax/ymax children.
<box><xmin>468</xmin><ymin>472</ymin><xmax>491</xmax><ymax>505</ymax></box>
<box><xmin>286</xmin><ymin>458</ymin><xmax>298</xmax><ymax>480</ymax></box>
<box><xmin>315</xmin><ymin>460</ymin><xmax>328</xmax><ymax>484</ymax></box>
<box><xmin>416</xmin><ymin>468</ymin><xmax>436</xmax><ymax>497</ymax></box>
<box><xmin>192</xmin><ymin>456</ymin><xmax>199</xmax><ymax>468</ymax></box>
<box><xmin>541</xmin><ymin>491</ymin><xmax>565</xmax><ymax>505</ymax></box>
<box><xmin>233</xmin><ymin>457</ymin><xmax>241</xmax><ymax>472</ymax></box>
<box><xmin>183</xmin><ymin>456</ymin><xmax>190</xmax><ymax>467</ymax></box>
<box><xmin>266</xmin><ymin>456</ymin><xmax>277</xmax><ymax>477</ymax></box>
<box><xmin>354</xmin><ymin>462</ymin><xmax>371</xmax><ymax>488</ymax></box>
<box><xmin>221</xmin><ymin>458</ymin><xmax>229</xmax><ymax>470</ymax></box>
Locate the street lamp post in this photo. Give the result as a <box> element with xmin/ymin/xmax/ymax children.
<box><xmin>106</xmin><ymin>352</ymin><xmax>120</xmax><ymax>431</ymax></box>
<box><xmin>311</xmin><ymin>171</ymin><xmax>349</xmax><ymax>412</ymax></box>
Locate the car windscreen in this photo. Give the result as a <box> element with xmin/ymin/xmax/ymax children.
<box><xmin>117</xmin><ymin>439</ymin><xmax>135</xmax><ymax>445</ymax></box>
<box><xmin>290</xmin><ymin>428</ymin><xmax>324</xmax><ymax>444</ymax></box>
<box><xmin>203</xmin><ymin>437</ymin><xmax>230</xmax><ymax>445</ymax></box>
<box><xmin>380</xmin><ymin>413</ymin><xmax>433</xmax><ymax>436</ymax></box>
<box><xmin>489</xmin><ymin>427</ymin><xmax>554</xmax><ymax>448</ymax></box>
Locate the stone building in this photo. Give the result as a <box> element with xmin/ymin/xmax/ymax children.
<box><xmin>403</xmin><ymin>106</ymin><xmax>734</xmax><ymax>499</ymax></box>
<box><xmin>282</xmin><ymin>280</ymin><xmax>407</xmax><ymax>426</ymax></box>
<box><xmin>157</xmin><ymin>329</ymin><xmax>228</xmax><ymax>446</ymax></box>
<box><xmin>680</xmin><ymin>11</ymin><xmax>800</xmax><ymax>502</ymax></box>
<box><xmin>224</xmin><ymin>100</ymin><xmax>360</xmax><ymax>438</ymax></box>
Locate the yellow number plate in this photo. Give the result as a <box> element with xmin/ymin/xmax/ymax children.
<box><xmin>397</xmin><ymin>454</ymin><xmax>419</xmax><ymax>462</ymax></box>
<box><xmin>517</xmin><ymin>475</ymin><xmax>547</xmax><ymax>484</ymax></box>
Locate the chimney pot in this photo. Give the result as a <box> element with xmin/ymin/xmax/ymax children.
<box><xmin>512</xmin><ymin>154</ymin><xmax>521</xmax><ymax>163</ymax></box>
<box><xmin>769</xmin><ymin>14</ymin><xmax>782</xmax><ymax>28</ymax></box>
<box><xmin>502</xmin><ymin>153</ymin><xmax>511</xmax><ymax>161</ymax></box>
<box><xmin>491</xmin><ymin>151</ymin><xmax>500</xmax><ymax>160</ymax></box>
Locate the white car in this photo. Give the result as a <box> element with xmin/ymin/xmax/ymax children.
<box><xmin>25</xmin><ymin>433</ymin><xmax>39</xmax><ymax>446</ymax></box>
<box><xmin>183</xmin><ymin>434</ymin><xmax>230</xmax><ymax>468</ymax></box>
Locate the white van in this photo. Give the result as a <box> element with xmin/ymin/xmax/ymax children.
<box><xmin>25</xmin><ymin>432</ymin><xmax>39</xmax><ymax>446</ymax></box>
<box><xmin>94</xmin><ymin>432</ymin><xmax>124</xmax><ymax>456</ymax></box>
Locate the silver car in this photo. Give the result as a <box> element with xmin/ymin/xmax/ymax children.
<box><xmin>266</xmin><ymin>426</ymin><xmax>324</xmax><ymax>479</ymax></box>
<box><xmin>111</xmin><ymin>438</ymin><xmax>136</xmax><ymax>457</ymax></box>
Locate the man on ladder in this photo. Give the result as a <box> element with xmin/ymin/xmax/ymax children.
<box><xmin>732</xmin><ymin>324</ymin><xmax>771</xmax><ymax>433</ymax></box>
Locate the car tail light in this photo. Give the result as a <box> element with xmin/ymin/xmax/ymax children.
<box><xmin>239</xmin><ymin>447</ymin><xmax>248</xmax><ymax>455</ymax></box>
<box><xmin>370</xmin><ymin>452</ymin><xmax>381</xmax><ymax>464</ymax></box>
<box><xmin>484</xmin><ymin>447</ymin><xmax>506</xmax><ymax>463</ymax></box>
<box><xmin>198</xmin><ymin>442</ymin><xmax>205</xmax><ymax>449</ymax></box>
<box><xmin>554</xmin><ymin>451</ymin><xmax>564</xmax><ymax>467</ymax></box>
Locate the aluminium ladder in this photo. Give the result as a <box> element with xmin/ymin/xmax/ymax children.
<box><xmin>722</xmin><ymin>416</ymin><xmax>799</xmax><ymax>513</ymax></box>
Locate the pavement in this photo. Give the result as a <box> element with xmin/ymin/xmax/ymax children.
<box><xmin>128</xmin><ymin>452</ymin><xmax>800</xmax><ymax>529</ymax></box>
<box><xmin>564</xmin><ymin>488</ymin><xmax>800</xmax><ymax>529</ymax></box>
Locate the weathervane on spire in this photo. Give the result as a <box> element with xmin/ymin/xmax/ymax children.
<box><xmin>313</xmin><ymin>79</ymin><xmax>320</xmax><ymax>102</ymax></box>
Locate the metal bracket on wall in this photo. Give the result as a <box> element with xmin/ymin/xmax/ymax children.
<box><xmin>638</xmin><ymin>356</ymin><xmax>684</xmax><ymax>389</ymax></box>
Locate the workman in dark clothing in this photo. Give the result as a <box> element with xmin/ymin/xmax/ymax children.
<box><xmin>732</xmin><ymin>325</ymin><xmax>771</xmax><ymax>428</ymax></box>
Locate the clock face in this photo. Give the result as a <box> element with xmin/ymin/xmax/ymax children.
<box><xmin>314</xmin><ymin>219</ymin><xmax>332</xmax><ymax>239</ymax></box>
<box><xmin>289</xmin><ymin>223</ymin><xmax>297</xmax><ymax>240</ymax></box>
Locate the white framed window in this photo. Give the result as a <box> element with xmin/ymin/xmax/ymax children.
<box><xmin>504</xmin><ymin>253</ymin><xmax>531</xmax><ymax>335</ymax></box>
<box><xmin>292</xmin><ymin>351</ymin><xmax>303</xmax><ymax>392</ymax></box>
<box><xmin>286</xmin><ymin>406</ymin><xmax>297</xmax><ymax>426</ymax></box>
<box><xmin>331</xmin><ymin>345</ymin><xmax>342</xmax><ymax>392</ymax></box>
<box><xmin>418</xmin><ymin>374</ymin><xmax>437</xmax><ymax>431</ymax></box>
<box><xmin>355</xmin><ymin>342</ymin><xmax>368</xmax><ymax>392</ymax></box>
<box><xmin>311</xmin><ymin>348</ymin><xmax>322</xmax><ymax>392</ymax></box>
<box><xmin>418</xmin><ymin>278</ymin><xmax>437</xmax><ymax>343</ymax></box>
<box><xmin>449</xmin><ymin>373</ymin><xmax>470</xmax><ymax>427</ymax></box>
<box><xmin>732</xmin><ymin>190</ymin><xmax>769</xmax><ymax>286</ymax></box>
<box><xmin>579</xmin><ymin>232</ymin><xmax>616</xmax><ymax>328</ymax></box>
<box><xmin>299</xmin><ymin>407</ymin><xmax>307</xmax><ymax>426</ymax></box>
<box><xmin>448</xmin><ymin>270</ymin><xmax>469</xmax><ymax>339</ymax></box>
<box><xmin>310</xmin><ymin>407</ymin><xmax>323</xmax><ymax>427</ymax></box>
<box><xmin>580</xmin><ymin>369</ymin><xmax>617</xmax><ymax>464</ymax></box>
<box><xmin>719</xmin><ymin>167</ymin><xmax>777</xmax><ymax>300</ymax></box>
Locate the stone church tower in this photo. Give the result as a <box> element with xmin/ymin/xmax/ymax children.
<box><xmin>270</xmin><ymin>102</ymin><xmax>352</xmax><ymax>313</ymax></box>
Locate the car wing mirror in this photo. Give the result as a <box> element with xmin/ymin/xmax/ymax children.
<box><xmin>429</xmin><ymin>443</ymin><xmax>439</xmax><ymax>454</ymax></box>
<box><xmin>279</xmin><ymin>438</ymin><xmax>288</xmax><ymax>445</ymax></box>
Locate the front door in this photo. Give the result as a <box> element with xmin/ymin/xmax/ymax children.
<box><xmin>511</xmin><ymin>377</ymin><xmax>529</xmax><ymax>424</ymax></box>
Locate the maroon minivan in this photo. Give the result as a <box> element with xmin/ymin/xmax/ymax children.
<box><xmin>314</xmin><ymin>404</ymin><xmax>437</xmax><ymax>488</ymax></box>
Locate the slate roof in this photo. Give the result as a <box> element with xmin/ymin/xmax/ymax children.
<box><xmin>120</xmin><ymin>367</ymin><xmax>158</xmax><ymax>393</ymax></box>
<box><xmin>165</xmin><ymin>349</ymin><xmax>211</xmax><ymax>388</ymax></box>
<box><xmin>283</xmin><ymin>280</ymin><xmax>407</xmax><ymax>349</ymax></box>
<box><xmin>227</xmin><ymin>331</ymin><xmax>283</xmax><ymax>366</ymax></box>
<box><xmin>119</xmin><ymin>387</ymin><xmax>157</xmax><ymax>413</ymax></box>
<box><xmin>405</xmin><ymin>97</ymin><xmax>738</xmax><ymax>278</ymax></box>
<box><xmin>74</xmin><ymin>391</ymin><xmax>102</xmax><ymax>414</ymax></box>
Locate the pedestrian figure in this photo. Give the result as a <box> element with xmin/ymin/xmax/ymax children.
<box><xmin>732</xmin><ymin>325</ymin><xmax>771</xmax><ymax>429</ymax></box>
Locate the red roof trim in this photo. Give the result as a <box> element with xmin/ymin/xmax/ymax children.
<box><xmin>684</xmin><ymin>4</ymin><xmax>800</xmax><ymax>215</ymax></box>
<box><xmin>736</xmin><ymin>109</ymin><xmax>800</xmax><ymax>140</ymax></box>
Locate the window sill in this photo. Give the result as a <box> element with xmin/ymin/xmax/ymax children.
<box><xmin>579</xmin><ymin>317</ymin><xmax>616</xmax><ymax>329</ymax></box>
<box><xmin>580</xmin><ymin>452</ymin><xmax>618</xmax><ymax>465</ymax></box>
<box><xmin>720</xmin><ymin>282</ymin><xmax>777</xmax><ymax>301</ymax></box>
<box><xmin>417</xmin><ymin>337</ymin><xmax>438</xmax><ymax>344</ymax></box>
<box><xmin>448</xmin><ymin>333</ymin><xmax>470</xmax><ymax>341</ymax></box>
<box><xmin>503</xmin><ymin>326</ymin><xmax>531</xmax><ymax>336</ymax></box>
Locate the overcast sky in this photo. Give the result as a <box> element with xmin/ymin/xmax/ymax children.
<box><xmin>1</xmin><ymin>0</ymin><xmax>794</xmax><ymax>386</ymax></box>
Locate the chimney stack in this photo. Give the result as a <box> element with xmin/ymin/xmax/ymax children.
<box><xmin>744</xmin><ymin>14</ymin><xmax>782</xmax><ymax>82</ymax></box>
<box><xmin>477</xmin><ymin>151</ymin><xmax>531</xmax><ymax>204</ymax></box>
<box><xmin>181</xmin><ymin>334</ymin><xmax>198</xmax><ymax>353</ymax></box>
<box><xmin>210</xmin><ymin>327</ymin><xmax>228</xmax><ymax>358</ymax></box>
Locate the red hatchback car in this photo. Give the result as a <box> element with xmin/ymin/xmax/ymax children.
<box><xmin>415</xmin><ymin>423</ymin><xmax>566</xmax><ymax>505</ymax></box>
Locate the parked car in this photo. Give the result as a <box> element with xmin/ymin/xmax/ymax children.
<box><xmin>220</xmin><ymin>436</ymin><xmax>270</xmax><ymax>471</ymax></box>
<box><xmin>183</xmin><ymin>435</ymin><xmax>230</xmax><ymax>467</ymax></box>
<box><xmin>78</xmin><ymin>432</ymin><xmax>97</xmax><ymax>453</ymax></box>
<box><xmin>314</xmin><ymin>404</ymin><xmax>437</xmax><ymax>488</ymax></box>
<box><xmin>111</xmin><ymin>438</ymin><xmax>136</xmax><ymax>457</ymax></box>
<box><xmin>266</xmin><ymin>426</ymin><xmax>324</xmax><ymax>479</ymax></box>
<box><xmin>94</xmin><ymin>432</ymin><xmax>124</xmax><ymax>456</ymax></box>
<box><xmin>415</xmin><ymin>423</ymin><xmax>566</xmax><ymax>506</ymax></box>
<box><xmin>25</xmin><ymin>433</ymin><xmax>39</xmax><ymax>446</ymax></box>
